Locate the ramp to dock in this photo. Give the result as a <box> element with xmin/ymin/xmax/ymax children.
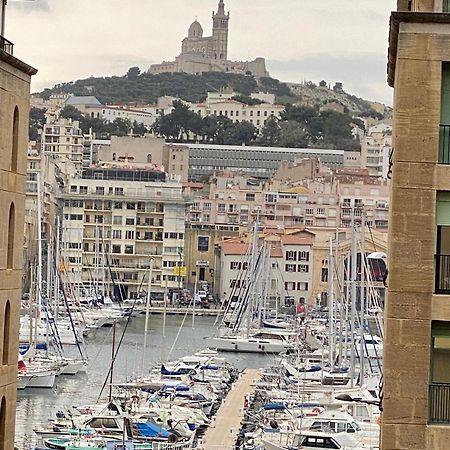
<box><xmin>200</xmin><ymin>368</ymin><xmax>260</xmax><ymax>450</ymax></box>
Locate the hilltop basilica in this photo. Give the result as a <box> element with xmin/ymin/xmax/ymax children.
<box><xmin>149</xmin><ymin>0</ymin><xmax>269</xmax><ymax>78</ymax></box>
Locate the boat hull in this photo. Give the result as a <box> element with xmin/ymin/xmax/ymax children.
<box><xmin>206</xmin><ymin>337</ymin><xmax>293</xmax><ymax>354</ymax></box>
<box><xmin>26</xmin><ymin>371</ymin><xmax>56</xmax><ymax>388</ymax></box>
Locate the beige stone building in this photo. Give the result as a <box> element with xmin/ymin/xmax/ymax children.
<box><xmin>93</xmin><ymin>136</ymin><xmax>190</xmax><ymax>183</ymax></box>
<box><xmin>59</xmin><ymin>167</ymin><xmax>186</xmax><ymax>299</ymax></box>
<box><xmin>216</xmin><ymin>230</ymin><xmax>315</xmax><ymax>305</ymax></box>
<box><xmin>382</xmin><ymin>1</ymin><xmax>450</xmax><ymax>449</ymax></box>
<box><xmin>42</xmin><ymin>117</ymin><xmax>84</xmax><ymax>170</ymax></box>
<box><xmin>0</xmin><ymin>38</ymin><xmax>37</xmax><ymax>449</ymax></box>
<box><xmin>184</xmin><ymin>223</ymin><xmax>240</xmax><ymax>291</ymax></box>
<box><xmin>187</xmin><ymin>172</ymin><xmax>389</xmax><ymax>231</ymax></box>
<box><xmin>191</xmin><ymin>99</ymin><xmax>284</xmax><ymax>130</ymax></box>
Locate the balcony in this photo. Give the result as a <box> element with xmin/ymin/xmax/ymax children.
<box><xmin>0</xmin><ymin>36</ymin><xmax>14</xmax><ymax>55</ymax></box>
<box><xmin>439</xmin><ymin>125</ymin><xmax>450</xmax><ymax>164</ymax></box>
<box><xmin>435</xmin><ymin>254</ymin><xmax>450</xmax><ymax>294</ymax></box>
<box><xmin>429</xmin><ymin>383</ymin><xmax>450</xmax><ymax>424</ymax></box>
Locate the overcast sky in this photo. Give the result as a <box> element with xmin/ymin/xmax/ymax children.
<box><xmin>7</xmin><ymin>0</ymin><xmax>395</xmax><ymax>105</ymax></box>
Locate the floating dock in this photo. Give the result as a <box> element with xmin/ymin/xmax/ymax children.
<box><xmin>200</xmin><ymin>368</ymin><xmax>261</xmax><ymax>450</ymax></box>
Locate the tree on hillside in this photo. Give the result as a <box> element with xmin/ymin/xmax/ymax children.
<box><xmin>319</xmin><ymin>110</ymin><xmax>354</xmax><ymax>147</ymax></box>
<box><xmin>279</xmin><ymin>121</ymin><xmax>309</xmax><ymax>148</ymax></box>
<box><xmin>131</xmin><ymin>120</ymin><xmax>148</xmax><ymax>136</ymax></box>
<box><xmin>60</xmin><ymin>105</ymin><xmax>84</xmax><ymax>122</ymax></box>
<box><xmin>223</xmin><ymin>121</ymin><xmax>258</xmax><ymax>145</ymax></box>
<box><xmin>126</xmin><ymin>67</ymin><xmax>141</xmax><ymax>80</ymax></box>
<box><xmin>29</xmin><ymin>107</ymin><xmax>47</xmax><ymax>141</ymax></box>
<box><xmin>231</xmin><ymin>95</ymin><xmax>264</xmax><ymax>106</ymax></box>
<box><xmin>258</xmin><ymin>116</ymin><xmax>281</xmax><ymax>147</ymax></box>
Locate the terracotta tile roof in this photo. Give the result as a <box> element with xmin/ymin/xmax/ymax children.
<box><xmin>281</xmin><ymin>235</ymin><xmax>314</xmax><ymax>246</ymax></box>
<box><xmin>270</xmin><ymin>247</ymin><xmax>283</xmax><ymax>258</ymax></box>
<box><xmin>182</xmin><ymin>182</ymin><xmax>204</xmax><ymax>189</ymax></box>
<box><xmin>221</xmin><ymin>242</ymin><xmax>249</xmax><ymax>255</ymax></box>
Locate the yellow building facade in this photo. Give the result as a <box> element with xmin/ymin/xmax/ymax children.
<box><xmin>383</xmin><ymin>1</ymin><xmax>450</xmax><ymax>448</ymax></box>
<box><xmin>0</xmin><ymin>45</ymin><xmax>36</xmax><ymax>448</ymax></box>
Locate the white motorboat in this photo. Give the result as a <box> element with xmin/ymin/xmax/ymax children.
<box><xmin>262</xmin><ymin>429</ymin><xmax>379</xmax><ymax>450</ymax></box>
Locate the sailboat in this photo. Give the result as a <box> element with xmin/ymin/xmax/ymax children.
<box><xmin>207</xmin><ymin>217</ymin><xmax>296</xmax><ymax>354</ymax></box>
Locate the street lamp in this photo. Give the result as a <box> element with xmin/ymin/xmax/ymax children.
<box><xmin>335</xmin><ymin>393</ymin><xmax>381</xmax><ymax>410</ymax></box>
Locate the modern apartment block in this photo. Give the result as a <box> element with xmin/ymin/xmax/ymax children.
<box><xmin>382</xmin><ymin>2</ymin><xmax>450</xmax><ymax>449</ymax></box>
<box><xmin>42</xmin><ymin>117</ymin><xmax>84</xmax><ymax>169</ymax></box>
<box><xmin>59</xmin><ymin>167</ymin><xmax>186</xmax><ymax>299</ymax></box>
<box><xmin>360</xmin><ymin>123</ymin><xmax>392</xmax><ymax>179</ymax></box>
<box><xmin>0</xmin><ymin>34</ymin><xmax>37</xmax><ymax>449</ymax></box>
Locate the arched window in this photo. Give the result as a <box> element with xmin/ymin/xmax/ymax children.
<box><xmin>0</xmin><ymin>396</ymin><xmax>5</xmax><ymax>450</ymax></box>
<box><xmin>11</xmin><ymin>106</ymin><xmax>19</xmax><ymax>173</ymax></box>
<box><xmin>3</xmin><ymin>302</ymin><xmax>10</xmax><ymax>366</ymax></box>
<box><xmin>7</xmin><ymin>203</ymin><xmax>14</xmax><ymax>269</ymax></box>
<box><xmin>112</xmin><ymin>153</ymin><xmax>116</xmax><ymax>161</ymax></box>
<box><xmin>147</xmin><ymin>154</ymin><xmax>152</xmax><ymax>164</ymax></box>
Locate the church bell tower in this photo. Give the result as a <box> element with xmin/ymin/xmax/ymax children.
<box><xmin>212</xmin><ymin>0</ymin><xmax>229</xmax><ymax>61</ymax></box>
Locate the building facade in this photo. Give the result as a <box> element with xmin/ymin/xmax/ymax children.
<box><xmin>0</xmin><ymin>39</ymin><xmax>37</xmax><ymax>449</ymax></box>
<box><xmin>360</xmin><ymin>123</ymin><xmax>392</xmax><ymax>179</ymax></box>
<box><xmin>217</xmin><ymin>231</ymin><xmax>315</xmax><ymax>306</ymax></box>
<box><xmin>186</xmin><ymin>173</ymin><xmax>389</xmax><ymax>231</ymax></box>
<box><xmin>59</xmin><ymin>168</ymin><xmax>186</xmax><ymax>299</ymax></box>
<box><xmin>42</xmin><ymin>117</ymin><xmax>84</xmax><ymax>169</ymax></box>
<box><xmin>171</xmin><ymin>143</ymin><xmax>346</xmax><ymax>180</ymax></box>
<box><xmin>382</xmin><ymin>2</ymin><xmax>450</xmax><ymax>449</ymax></box>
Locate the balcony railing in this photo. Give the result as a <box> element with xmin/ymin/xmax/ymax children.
<box><xmin>0</xmin><ymin>36</ymin><xmax>14</xmax><ymax>55</ymax></box>
<box><xmin>439</xmin><ymin>125</ymin><xmax>450</xmax><ymax>164</ymax></box>
<box><xmin>435</xmin><ymin>254</ymin><xmax>450</xmax><ymax>294</ymax></box>
<box><xmin>429</xmin><ymin>383</ymin><xmax>450</xmax><ymax>424</ymax></box>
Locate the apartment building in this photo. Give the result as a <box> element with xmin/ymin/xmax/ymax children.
<box><xmin>0</xmin><ymin>34</ymin><xmax>37</xmax><ymax>449</ymax></box>
<box><xmin>360</xmin><ymin>123</ymin><xmax>392</xmax><ymax>179</ymax></box>
<box><xmin>217</xmin><ymin>230</ymin><xmax>314</xmax><ymax>305</ymax></box>
<box><xmin>41</xmin><ymin>117</ymin><xmax>84</xmax><ymax>169</ymax></box>
<box><xmin>59</xmin><ymin>167</ymin><xmax>186</xmax><ymax>299</ymax></box>
<box><xmin>382</xmin><ymin>2</ymin><xmax>450</xmax><ymax>449</ymax></box>
<box><xmin>339</xmin><ymin>181</ymin><xmax>389</xmax><ymax>229</ymax></box>
<box><xmin>187</xmin><ymin>173</ymin><xmax>389</xmax><ymax>231</ymax></box>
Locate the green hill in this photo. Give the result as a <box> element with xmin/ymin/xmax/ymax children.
<box><xmin>37</xmin><ymin>70</ymin><xmax>293</xmax><ymax>105</ymax></box>
<box><xmin>36</xmin><ymin>68</ymin><xmax>389</xmax><ymax>119</ymax></box>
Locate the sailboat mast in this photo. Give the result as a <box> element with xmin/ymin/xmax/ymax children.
<box><xmin>161</xmin><ymin>278</ymin><xmax>168</xmax><ymax>363</ymax></box>
<box><xmin>247</xmin><ymin>211</ymin><xmax>259</xmax><ymax>338</ymax></box>
<box><xmin>350</xmin><ymin>211</ymin><xmax>357</xmax><ymax>388</ymax></box>
<box><xmin>359</xmin><ymin>212</ymin><xmax>366</xmax><ymax>384</ymax></box>
<box><xmin>36</xmin><ymin>171</ymin><xmax>43</xmax><ymax>309</ymax></box>
<box><xmin>109</xmin><ymin>320</ymin><xmax>116</xmax><ymax>402</ymax></box>
<box><xmin>142</xmin><ymin>258</ymin><xmax>154</xmax><ymax>375</ymax></box>
<box><xmin>328</xmin><ymin>237</ymin><xmax>334</xmax><ymax>368</ymax></box>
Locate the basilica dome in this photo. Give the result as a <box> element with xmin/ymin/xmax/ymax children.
<box><xmin>188</xmin><ymin>20</ymin><xmax>203</xmax><ymax>38</ymax></box>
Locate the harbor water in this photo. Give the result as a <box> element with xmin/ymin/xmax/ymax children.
<box><xmin>15</xmin><ymin>314</ymin><xmax>274</xmax><ymax>449</ymax></box>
